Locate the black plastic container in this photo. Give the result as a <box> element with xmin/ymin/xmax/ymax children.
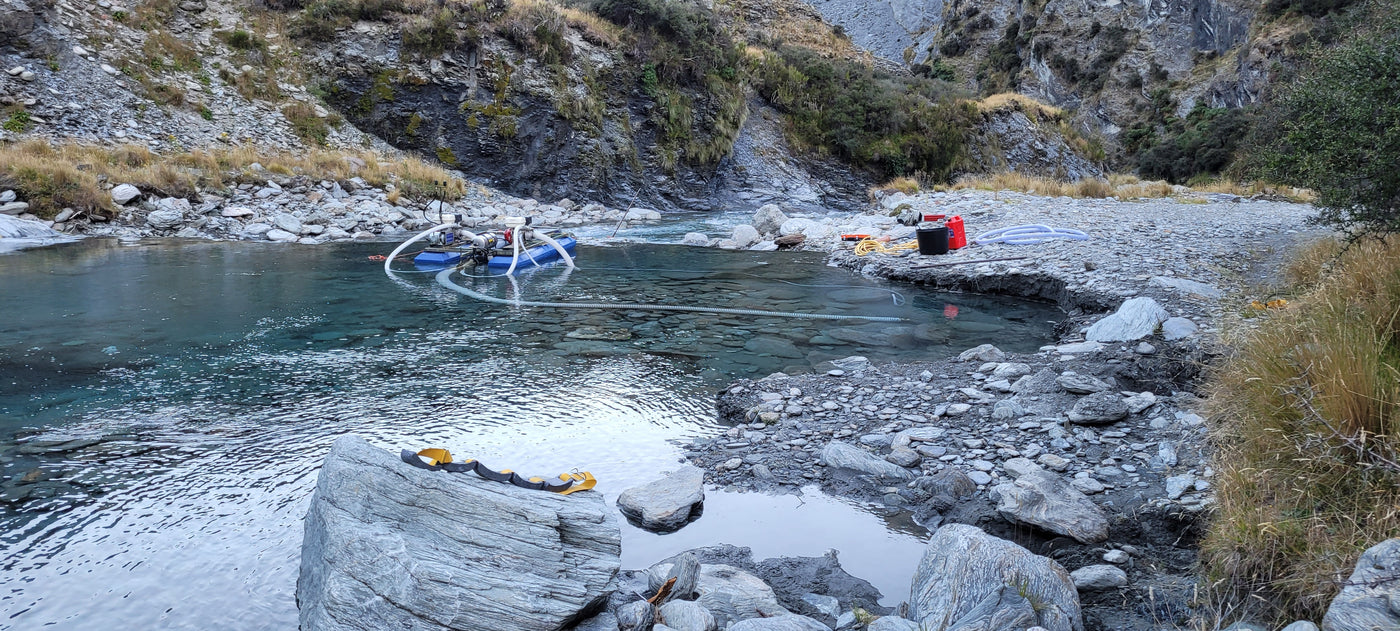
<box><xmin>916</xmin><ymin>226</ymin><xmax>950</xmax><ymax>255</ymax></box>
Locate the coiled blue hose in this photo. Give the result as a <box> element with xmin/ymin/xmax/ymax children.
<box><xmin>974</xmin><ymin>224</ymin><xmax>1090</xmax><ymax>245</ymax></box>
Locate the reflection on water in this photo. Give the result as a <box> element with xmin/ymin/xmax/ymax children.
<box><xmin>0</xmin><ymin>239</ymin><xmax>1060</xmax><ymax>629</ymax></box>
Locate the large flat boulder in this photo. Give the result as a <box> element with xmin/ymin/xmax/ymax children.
<box><xmin>821</xmin><ymin>442</ymin><xmax>915</xmax><ymax>480</ymax></box>
<box><xmin>1085</xmin><ymin>297</ymin><xmax>1169</xmax><ymax>342</ymax></box>
<box><xmin>617</xmin><ymin>465</ymin><xmax>705</xmax><ymax>532</ymax></box>
<box><xmin>1322</xmin><ymin>538</ymin><xmax>1400</xmax><ymax>631</ymax></box>
<box><xmin>992</xmin><ymin>465</ymin><xmax>1109</xmax><ymax>544</ymax></box>
<box><xmin>297</xmin><ymin>435</ymin><xmax>621</xmax><ymax>631</ymax></box>
<box><xmin>910</xmin><ymin>524</ymin><xmax>1082</xmax><ymax>631</ymax></box>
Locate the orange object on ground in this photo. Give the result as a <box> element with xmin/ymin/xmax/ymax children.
<box><xmin>841</xmin><ymin>234</ymin><xmax>870</xmax><ymax>241</ymax></box>
<box><xmin>946</xmin><ymin>216</ymin><xmax>967</xmax><ymax>249</ymax></box>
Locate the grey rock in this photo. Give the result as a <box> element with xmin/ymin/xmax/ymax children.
<box><xmin>296</xmin><ymin>436</ymin><xmax>620</xmax><ymax>631</ymax></box>
<box><xmin>1280</xmin><ymin>622</ymin><xmax>1319</xmax><ymax>631</ymax></box>
<box><xmin>945</xmin><ymin>584</ymin><xmax>1038</xmax><ymax>631</ymax></box>
<box><xmin>1165</xmin><ymin>474</ymin><xmax>1195</xmax><ymax>500</ymax></box>
<box><xmin>0</xmin><ymin>201</ymin><xmax>30</xmax><ymax>215</ymax></box>
<box><xmin>910</xmin><ymin>524</ymin><xmax>1082</xmax><ymax>631</ymax></box>
<box><xmin>991</xmin><ymin>363</ymin><xmax>1032</xmax><ymax>379</ymax></box>
<box><xmin>1054</xmin><ymin>341</ymin><xmax>1103</xmax><ymax>354</ymax></box>
<box><xmin>649</xmin><ymin>552</ymin><xmax>702</xmax><ymax>602</ymax></box>
<box><xmin>1012</xmin><ymin>369</ymin><xmax>1061</xmax><ymax>394</ymax></box>
<box><xmin>800</xmin><ymin>593</ymin><xmax>839</xmax><ymax>619</ymax></box>
<box><xmin>618</xmin><ymin>600</ymin><xmax>654</xmax><ymax>631</ymax></box>
<box><xmin>1223</xmin><ymin>623</ymin><xmax>1270</xmax><ymax>631</ymax></box>
<box><xmin>1069</xmin><ymin>565</ymin><xmax>1127</xmax><ymax>591</ymax></box>
<box><xmin>111</xmin><ymin>184</ymin><xmax>141</xmax><ymax>205</ymax></box>
<box><xmin>1124</xmin><ymin>392</ymin><xmax>1157</xmax><ymax>414</ymax></box>
<box><xmin>658</xmin><ymin>599</ymin><xmax>716</xmax><ymax>631</ymax></box>
<box><xmin>146</xmin><ymin>207</ymin><xmax>184</xmax><ymax>229</ymax></box>
<box><xmin>266</xmin><ymin>228</ymin><xmax>299</xmax><ymax>242</ymax></box>
<box><xmin>1056</xmin><ymin>373</ymin><xmax>1110</xmax><ymax>394</ymax></box>
<box><xmin>916</xmin><ymin>469</ymin><xmax>978</xmax><ymax>498</ymax></box>
<box><xmin>728</xmin><ymin>614</ymin><xmax>830</xmax><ymax>631</ymax></box>
<box><xmin>886</xmin><ymin>446</ymin><xmax>922</xmax><ymax>468</ymax></box>
<box><xmin>992</xmin><ymin>399</ymin><xmax>1026</xmax><ymax>420</ymax></box>
<box><xmin>692</xmin><ymin>564</ymin><xmax>791</xmax><ymax>628</ymax></box>
<box><xmin>1149</xmin><ymin>276</ymin><xmax>1223</xmax><ymax>299</ymax></box>
<box><xmin>682</xmin><ymin>232</ymin><xmax>710</xmax><ymax>246</ymax></box>
<box><xmin>573</xmin><ymin>611</ymin><xmax>620</xmax><ymax>631</ymax></box>
<box><xmin>1070</xmin><ymin>477</ymin><xmax>1105</xmax><ymax>494</ymax></box>
<box><xmin>868</xmin><ymin>616</ymin><xmax>920</xmax><ymax>631</ymax></box>
<box><xmin>732</xmin><ymin>225</ymin><xmax>761</xmax><ymax>247</ymax></box>
<box><xmin>967</xmin><ymin>471</ymin><xmax>993</xmax><ymax>486</ymax></box>
<box><xmin>835</xmin><ymin>611</ymin><xmax>857</xmax><ymax>629</ymax></box>
<box><xmin>1038</xmin><ymin>454</ymin><xmax>1071</xmax><ymax>472</ymax></box>
<box><xmin>1067</xmin><ymin>392</ymin><xmax>1129</xmax><ymax>425</ymax></box>
<box><xmin>958</xmin><ymin>344</ymin><xmax>1006</xmax><ymax>362</ymax></box>
<box><xmin>1102</xmin><ymin>550</ymin><xmax>1130</xmax><ymax>565</ymax></box>
<box><xmin>821</xmin><ymin>442</ymin><xmax>915</xmax><ymax>480</ymax></box>
<box><xmin>1135</xmin><ymin>342</ymin><xmax>1157</xmax><ymax>354</ymax></box>
<box><xmin>272</xmin><ymin>213</ymin><xmax>304</xmax><ymax>234</ymax></box>
<box><xmin>1002</xmin><ymin>457</ymin><xmax>1040</xmax><ymax>479</ymax></box>
<box><xmin>1321</xmin><ymin>538</ymin><xmax>1400</xmax><ymax>631</ymax></box>
<box><xmin>994</xmin><ymin>468</ymin><xmax>1110</xmax><ymax>543</ymax></box>
<box><xmin>1085</xmin><ymin>297</ymin><xmax>1169</xmax><ymax>342</ymax></box>
<box><xmin>0</xmin><ymin>214</ymin><xmax>60</xmax><ymax>239</ymax></box>
<box><xmin>0</xmin><ymin>190</ymin><xmax>13</xmax><ymax>203</ymax></box>
<box><xmin>753</xmin><ymin>204</ymin><xmax>790</xmax><ymax>235</ymax></box>
<box><xmin>617</xmin><ymin>465</ymin><xmax>705</xmax><ymax>532</ymax></box>
<box><xmin>1161</xmin><ymin>317</ymin><xmax>1198</xmax><ymax>341</ymax></box>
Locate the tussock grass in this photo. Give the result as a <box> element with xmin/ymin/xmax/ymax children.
<box><xmin>0</xmin><ymin>140</ymin><xmax>464</xmax><ymax>219</ymax></box>
<box><xmin>942</xmin><ymin>172</ymin><xmax>1122</xmax><ymax>198</ymax></box>
<box><xmin>871</xmin><ymin>176</ymin><xmax>921</xmax><ymax>197</ymax></box>
<box><xmin>975</xmin><ymin>92</ymin><xmax>1065</xmax><ymax>119</ymax></box>
<box><xmin>944</xmin><ymin>172</ymin><xmax>1313</xmax><ymax>201</ymax></box>
<box><xmin>1202</xmin><ymin>236</ymin><xmax>1400</xmax><ymax>623</ymax></box>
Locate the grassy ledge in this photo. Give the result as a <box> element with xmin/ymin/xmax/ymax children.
<box><xmin>1202</xmin><ymin>236</ymin><xmax>1400</xmax><ymax>623</ymax></box>
<box><xmin>0</xmin><ymin>140</ymin><xmax>464</xmax><ymax>219</ymax></box>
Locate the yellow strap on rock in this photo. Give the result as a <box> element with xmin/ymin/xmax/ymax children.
<box><xmin>557</xmin><ymin>472</ymin><xmax>596</xmax><ymax>495</ymax></box>
<box><xmin>417</xmin><ymin>448</ymin><xmax>453</xmax><ymax>466</ymax></box>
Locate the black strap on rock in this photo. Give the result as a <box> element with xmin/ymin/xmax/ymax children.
<box><xmin>399</xmin><ymin>449</ymin><xmax>585</xmax><ymax>493</ymax></box>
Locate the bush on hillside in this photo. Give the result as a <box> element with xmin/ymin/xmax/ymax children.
<box><xmin>752</xmin><ymin>47</ymin><xmax>974</xmax><ymax>180</ymax></box>
<box><xmin>1137</xmin><ymin>105</ymin><xmax>1253</xmax><ymax>183</ymax></box>
<box><xmin>1251</xmin><ymin>0</ymin><xmax>1400</xmax><ymax>234</ymax></box>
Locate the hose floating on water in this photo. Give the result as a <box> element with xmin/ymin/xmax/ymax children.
<box><xmin>433</xmin><ymin>268</ymin><xmax>905</xmax><ymax>322</ymax></box>
<box><xmin>973</xmin><ymin>224</ymin><xmax>1089</xmax><ymax>246</ymax></box>
<box><xmin>384</xmin><ymin>222</ymin><xmax>458</xmax><ymax>275</ymax></box>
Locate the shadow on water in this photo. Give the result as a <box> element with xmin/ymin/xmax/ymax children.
<box><xmin>0</xmin><ymin>238</ymin><xmax>1061</xmax><ymax>628</ymax></box>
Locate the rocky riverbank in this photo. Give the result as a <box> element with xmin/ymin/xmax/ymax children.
<box><xmin>672</xmin><ymin>189</ymin><xmax>1330</xmax><ymax>629</ymax></box>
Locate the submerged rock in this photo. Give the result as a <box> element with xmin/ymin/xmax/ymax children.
<box><xmin>617</xmin><ymin>465</ymin><xmax>705</xmax><ymax>532</ymax></box>
<box><xmin>297</xmin><ymin>435</ymin><xmax>620</xmax><ymax>631</ymax></box>
<box><xmin>910</xmin><ymin>524</ymin><xmax>1082</xmax><ymax>631</ymax></box>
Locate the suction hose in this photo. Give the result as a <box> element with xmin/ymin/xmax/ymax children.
<box><xmin>385</xmin><ymin>222</ymin><xmax>457</xmax><ymax>275</ymax></box>
<box><xmin>505</xmin><ymin>229</ymin><xmax>522</xmax><ymax>276</ymax></box>
<box><xmin>532</xmin><ymin>229</ymin><xmax>576</xmax><ymax>269</ymax></box>
<box><xmin>434</xmin><ymin>268</ymin><xmax>904</xmax><ymax>322</ymax></box>
<box><xmin>973</xmin><ymin>224</ymin><xmax>1089</xmax><ymax>246</ymax></box>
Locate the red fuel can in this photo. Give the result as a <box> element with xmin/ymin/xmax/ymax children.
<box><xmin>946</xmin><ymin>215</ymin><xmax>967</xmax><ymax>249</ymax></box>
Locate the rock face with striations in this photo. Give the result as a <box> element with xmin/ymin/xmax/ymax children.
<box><xmin>910</xmin><ymin>524</ymin><xmax>1083</xmax><ymax>631</ymax></box>
<box><xmin>821</xmin><ymin>442</ymin><xmax>916</xmax><ymax>480</ymax></box>
<box><xmin>1085</xmin><ymin>297</ymin><xmax>1169</xmax><ymax>343</ymax></box>
<box><xmin>992</xmin><ymin>462</ymin><xmax>1109</xmax><ymax>544</ymax></box>
<box><xmin>1321</xmin><ymin>538</ymin><xmax>1400</xmax><ymax>631</ymax></box>
<box><xmin>297</xmin><ymin>435</ymin><xmax>621</xmax><ymax>631</ymax></box>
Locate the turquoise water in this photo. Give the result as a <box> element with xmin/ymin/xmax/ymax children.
<box><xmin>0</xmin><ymin>238</ymin><xmax>1060</xmax><ymax>629</ymax></box>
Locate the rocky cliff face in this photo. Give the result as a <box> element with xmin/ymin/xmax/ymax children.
<box><xmin>799</xmin><ymin>0</ymin><xmax>1299</xmax><ymax>159</ymax></box>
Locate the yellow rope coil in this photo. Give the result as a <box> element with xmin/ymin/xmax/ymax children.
<box><xmin>854</xmin><ymin>239</ymin><xmax>920</xmax><ymax>256</ymax></box>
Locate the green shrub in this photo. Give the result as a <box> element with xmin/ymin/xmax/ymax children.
<box><xmin>1137</xmin><ymin>105</ymin><xmax>1254</xmax><ymax>183</ymax></box>
<box><xmin>283</xmin><ymin>103</ymin><xmax>330</xmax><ymax>145</ymax></box>
<box><xmin>401</xmin><ymin>8</ymin><xmax>459</xmax><ymax>57</ymax></box>
<box><xmin>1250</xmin><ymin>0</ymin><xmax>1400</xmax><ymax>234</ymax></box>
<box><xmin>753</xmin><ymin>47</ymin><xmax>974</xmax><ymax>180</ymax></box>
<box><xmin>3</xmin><ymin>110</ymin><xmax>31</xmax><ymax>132</ymax></box>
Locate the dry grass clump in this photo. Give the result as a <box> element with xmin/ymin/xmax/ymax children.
<box><xmin>0</xmin><ymin>139</ymin><xmax>465</xmax><ymax>219</ymax></box>
<box><xmin>943</xmin><ymin>172</ymin><xmax>1121</xmax><ymax>199</ymax></box>
<box><xmin>975</xmin><ymin>92</ymin><xmax>1065</xmax><ymax>120</ymax></box>
<box><xmin>558</xmin><ymin>6</ymin><xmax>622</xmax><ymax>47</ymax></box>
<box><xmin>870</xmin><ymin>176</ymin><xmax>920</xmax><ymax>197</ymax></box>
<box><xmin>1202</xmin><ymin>236</ymin><xmax>1400</xmax><ymax>623</ymax></box>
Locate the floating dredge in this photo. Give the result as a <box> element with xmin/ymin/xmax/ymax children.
<box><xmin>386</xmin><ymin>214</ymin><xmax>577</xmax><ymax>275</ymax></box>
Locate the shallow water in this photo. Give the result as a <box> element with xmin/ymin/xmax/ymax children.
<box><xmin>0</xmin><ymin>238</ymin><xmax>1061</xmax><ymax>629</ymax></box>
